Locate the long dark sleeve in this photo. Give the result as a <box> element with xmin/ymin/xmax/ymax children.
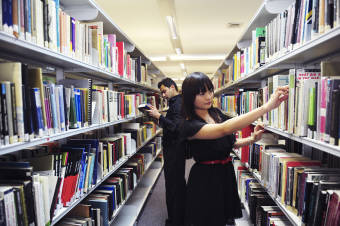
<box><xmin>159</xmin><ymin>95</ymin><xmax>183</xmax><ymax>146</ymax></box>
<box><xmin>159</xmin><ymin>112</ymin><xmax>181</xmax><ymax>132</ymax></box>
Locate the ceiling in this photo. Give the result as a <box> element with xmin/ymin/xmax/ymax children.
<box><xmin>95</xmin><ymin>0</ymin><xmax>263</xmax><ymax>85</ymax></box>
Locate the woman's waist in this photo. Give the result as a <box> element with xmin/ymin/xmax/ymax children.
<box><xmin>194</xmin><ymin>156</ymin><xmax>232</xmax><ymax>165</ymax></box>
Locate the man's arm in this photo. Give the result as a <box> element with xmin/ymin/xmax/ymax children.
<box><xmin>148</xmin><ymin>102</ymin><xmax>181</xmax><ymax>132</ymax></box>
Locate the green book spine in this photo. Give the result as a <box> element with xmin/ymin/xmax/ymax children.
<box><xmin>308</xmin><ymin>87</ymin><xmax>316</xmax><ymax>127</ymax></box>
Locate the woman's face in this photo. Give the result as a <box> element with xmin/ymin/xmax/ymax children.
<box><xmin>194</xmin><ymin>89</ymin><xmax>213</xmax><ymax>110</ymax></box>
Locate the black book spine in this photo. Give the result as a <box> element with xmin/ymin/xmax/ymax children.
<box><xmin>292</xmin><ymin>0</ymin><xmax>302</xmax><ymax>44</ymax></box>
<box><xmin>10</xmin><ymin>83</ymin><xmax>18</xmax><ymax>138</ymax></box>
<box><xmin>0</xmin><ymin>83</ymin><xmax>9</xmax><ymax>142</ymax></box>
<box><xmin>30</xmin><ymin>88</ymin><xmax>39</xmax><ymax>135</ymax></box>
<box><xmin>42</xmin><ymin>0</ymin><xmax>48</xmax><ymax>46</ymax></box>
<box><xmin>330</xmin><ymin>89</ymin><xmax>340</xmax><ymax>145</ymax></box>
<box><xmin>0</xmin><ymin>85</ymin><xmax>3</xmax><ymax>145</ymax></box>
<box><xmin>88</xmin><ymin>79</ymin><xmax>92</xmax><ymax>126</ymax></box>
<box><xmin>80</xmin><ymin>89</ymin><xmax>85</xmax><ymax>127</ymax></box>
<box><xmin>13</xmin><ymin>188</ymin><xmax>24</xmax><ymax>226</ymax></box>
<box><xmin>0</xmin><ymin>195</ymin><xmax>5</xmax><ymax>226</ymax></box>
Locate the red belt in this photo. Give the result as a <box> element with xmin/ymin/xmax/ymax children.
<box><xmin>200</xmin><ymin>157</ymin><xmax>232</xmax><ymax>165</ymax></box>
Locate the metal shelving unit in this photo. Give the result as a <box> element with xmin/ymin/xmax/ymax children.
<box><xmin>224</xmin><ymin>110</ymin><xmax>340</xmax><ymax>158</ymax></box>
<box><xmin>111</xmin><ymin>158</ymin><xmax>163</xmax><ymax>226</ymax></box>
<box><xmin>109</xmin><ymin>148</ymin><xmax>163</xmax><ymax>225</ymax></box>
<box><xmin>0</xmin><ymin>0</ymin><xmax>166</xmax><ymax>225</ymax></box>
<box><xmin>0</xmin><ymin>115</ymin><xmax>144</xmax><ymax>155</ymax></box>
<box><xmin>51</xmin><ymin>130</ymin><xmax>162</xmax><ymax>225</ymax></box>
<box><xmin>214</xmin><ymin>17</ymin><xmax>340</xmax><ymax>95</ymax></box>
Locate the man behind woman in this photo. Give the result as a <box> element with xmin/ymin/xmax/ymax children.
<box><xmin>149</xmin><ymin>73</ymin><xmax>288</xmax><ymax>226</ymax></box>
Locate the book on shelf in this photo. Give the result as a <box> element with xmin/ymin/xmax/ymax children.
<box><xmin>219</xmin><ymin>0</ymin><xmax>340</xmax><ymax>84</ymax></box>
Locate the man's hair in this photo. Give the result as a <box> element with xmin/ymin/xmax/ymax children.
<box><xmin>158</xmin><ymin>78</ymin><xmax>178</xmax><ymax>91</ymax></box>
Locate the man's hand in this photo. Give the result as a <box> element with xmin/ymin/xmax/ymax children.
<box><xmin>147</xmin><ymin>105</ymin><xmax>161</xmax><ymax>119</ymax></box>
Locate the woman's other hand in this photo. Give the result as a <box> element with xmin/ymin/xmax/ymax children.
<box><xmin>251</xmin><ymin>123</ymin><xmax>265</xmax><ymax>143</ymax></box>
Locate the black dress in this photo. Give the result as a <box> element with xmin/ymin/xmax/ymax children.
<box><xmin>181</xmin><ymin>108</ymin><xmax>243</xmax><ymax>226</ymax></box>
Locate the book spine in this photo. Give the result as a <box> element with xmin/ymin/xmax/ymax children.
<box><xmin>5</xmin><ymin>82</ymin><xmax>14</xmax><ymax>144</ymax></box>
<box><xmin>10</xmin><ymin>83</ymin><xmax>18</xmax><ymax>143</ymax></box>
<box><xmin>330</xmin><ymin>89</ymin><xmax>340</xmax><ymax>145</ymax></box>
<box><xmin>307</xmin><ymin>86</ymin><xmax>316</xmax><ymax>138</ymax></box>
<box><xmin>33</xmin><ymin>88</ymin><xmax>44</xmax><ymax>137</ymax></box>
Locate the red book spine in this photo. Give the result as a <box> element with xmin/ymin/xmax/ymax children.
<box><xmin>116</xmin><ymin>42</ymin><xmax>124</xmax><ymax>76</ymax></box>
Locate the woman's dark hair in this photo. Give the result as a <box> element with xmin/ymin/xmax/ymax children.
<box><xmin>158</xmin><ymin>77</ymin><xmax>178</xmax><ymax>91</ymax></box>
<box><xmin>182</xmin><ymin>72</ymin><xmax>221</xmax><ymax>122</ymax></box>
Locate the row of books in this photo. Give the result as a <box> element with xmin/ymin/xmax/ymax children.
<box><xmin>233</xmin><ymin>160</ymin><xmax>292</xmax><ymax>225</ymax></box>
<box><xmin>0</xmin><ymin>62</ymin><xmax>164</xmax><ymax>147</ymax></box>
<box><xmin>214</xmin><ymin>0</ymin><xmax>340</xmax><ymax>86</ymax></box>
<box><xmin>216</xmin><ymin>61</ymin><xmax>340</xmax><ymax>147</ymax></box>
<box><xmin>0</xmin><ymin>0</ymin><xmax>156</xmax><ymax>85</ymax></box>
<box><xmin>236</xmin><ymin>133</ymin><xmax>340</xmax><ymax>225</ymax></box>
<box><xmin>0</xmin><ymin>121</ymin><xmax>159</xmax><ymax>225</ymax></box>
<box><xmin>57</xmin><ymin>149</ymin><xmax>164</xmax><ymax>226</ymax></box>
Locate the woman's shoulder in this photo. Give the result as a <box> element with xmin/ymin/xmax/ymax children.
<box><xmin>180</xmin><ymin>117</ymin><xmax>206</xmax><ymax>139</ymax></box>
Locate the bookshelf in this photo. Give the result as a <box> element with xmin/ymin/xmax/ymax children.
<box><xmin>0</xmin><ymin>115</ymin><xmax>143</xmax><ymax>155</ymax></box>
<box><xmin>226</xmin><ymin>111</ymin><xmax>340</xmax><ymax>158</ymax></box>
<box><xmin>111</xmin><ymin>158</ymin><xmax>163</xmax><ymax>226</ymax></box>
<box><xmin>215</xmin><ymin>26</ymin><xmax>340</xmax><ymax>95</ymax></box>
<box><xmin>51</xmin><ymin>131</ymin><xmax>162</xmax><ymax>225</ymax></box>
<box><xmin>216</xmin><ymin>1</ymin><xmax>340</xmax><ymax>225</ymax></box>
<box><xmin>0</xmin><ymin>0</ymin><xmax>166</xmax><ymax>225</ymax></box>
<box><xmin>109</xmin><ymin>148</ymin><xmax>163</xmax><ymax>225</ymax></box>
<box><xmin>233</xmin><ymin>149</ymin><xmax>302</xmax><ymax>226</ymax></box>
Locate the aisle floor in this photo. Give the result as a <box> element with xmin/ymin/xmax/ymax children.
<box><xmin>136</xmin><ymin>159</ymin><xmax>253</xmax><ymax>226</ymax></box>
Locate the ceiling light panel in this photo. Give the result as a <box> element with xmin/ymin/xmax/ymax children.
<box><xmin>166</xmin><ymin>16</ymin><xmax>178</xmax><ymax>39</ymax></box>
<box><xmin>175</xmin><ymin>48</ymin><xmax>182</xmax><ymax>55</ymax></box>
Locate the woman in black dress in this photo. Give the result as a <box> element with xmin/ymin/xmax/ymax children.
<box><xmin>180</xmin><ymin>72</ymin><xmax>288</xmax><ymax>226</ymax></box>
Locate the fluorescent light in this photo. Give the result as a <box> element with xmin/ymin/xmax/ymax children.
<box><xmin>169</xmin><ymin>54</ymin><xmax>226</xmax><ymax>61</ymax></box>
<box><xmin>175</xmin><ymin>48</ymin><xmax>182</xmax><ymax>55</ymax></box>
<box><xmin>149</xmin><ymin>56</ymin><xmax>167</xmax><ymax>62</ymax></box>
<box><xmin>149</xmin><ymin>54</ymin><xmax>226</xmax><ymax>62</ymax></box>
<box><xmin>180</xmin><ymin>63</ymin><xmax>185</xmax><ymax>70</ymax></box>
<box><xmin>166</xmin><ymin>16</ymin><xmax>178</xmax><ymax>39</ymax></box>
<box><xmin>173</xmin><ymin>78</ymin><xmax>185</xmax><ymax>81</ymax></box>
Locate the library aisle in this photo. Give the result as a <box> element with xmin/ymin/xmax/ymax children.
<box><xmin>137</xmin><ymin>159</ymin><xmax>253</xmax><ymax>226</ymax></box>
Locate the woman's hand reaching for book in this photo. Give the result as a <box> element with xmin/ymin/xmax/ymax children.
<box><xmin>263</xmin><ymin>86</ymin><xmax>289</xmax><ymax>112</ymax></box>
<box><xmin>251</xmin><ymin>123</ymin><xmax>265</xmax><ymax>143</ymax></box>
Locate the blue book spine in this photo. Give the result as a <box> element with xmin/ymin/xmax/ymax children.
<box><xmin>48</xmin><ymin>83</ymin><xmax>58</xmax><ymax>132</ymax></box>
<box><xmin>88</xmin><ymin>153</ymin><xmax>95</xmax><ymax>187</ymax></box>
<box><xmin>86</xmin><ymin>200</ymin><xmax>108</xmax><ymax>226</ymax></box>
<box><xmin>55</xmin><ymin>0</ymin><xmax>60</xmax><ymax>49</ymax></box>
<box><xmin>27</xmin><ymin>0</ymin><xmax>31</xmax><ymax>33</ymax></box>
<box><xmin>71</xmin><ymin>17</ymin><xmax>75</xmax><ymax>53</ymax></box>
<box><xmin>98</xmin><ymin>185</ymin><xmax>116</xmax><ymax>210</ymax></box>
<box><xmin>2</xmin><ymin>0</ymin><xmax>6</xmax><ymax>27</ymax></box>
<box><xmin>33</xmin><ymin>88</ymin><xmax>44</xmax><ymax>133</ymax></box>
<box><xmin>74</xmin><ymin>89</ymin><xmax>81</xmax><ymax>127</ymax></box>
<box><xmin>79</xmin><ymin>152</ymin><xmax>87</xmax><ymax>192</ymax></box>
<box><xmin>57</xmin><ymin>85</ymin><xmax>65</xmax><ymax>131</ymax></box>
<box><xmin>4</xmin><ymin>0</ymin><xmax>13</xmax><ymax>27</ymax></box>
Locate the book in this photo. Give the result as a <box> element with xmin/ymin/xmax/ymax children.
<box><xmin>0</xmin><ymin>62</ymin><xmax>24</xmax><ymax>142</ymax></box>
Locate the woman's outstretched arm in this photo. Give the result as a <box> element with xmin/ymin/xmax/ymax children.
<box><xmin>189</xmin><ymin>86</ymin><xmax>288</xmax><ymax>140</ymax></box>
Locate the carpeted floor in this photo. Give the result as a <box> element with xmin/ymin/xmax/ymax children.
<box><xmin>136</xmin><ymin>159</ymin><xmax>252</xmax><ymax>226</ymax></box>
